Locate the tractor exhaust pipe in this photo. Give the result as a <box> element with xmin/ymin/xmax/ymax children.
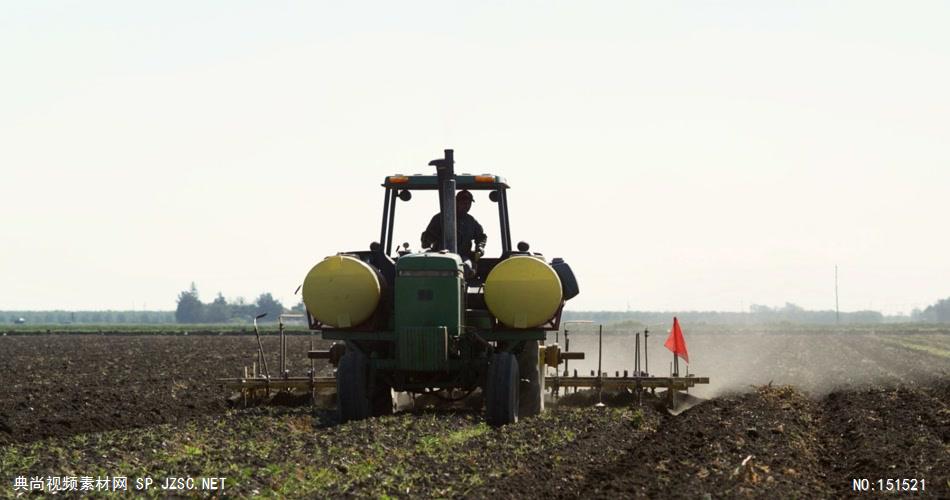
<box><xmin>429</xmin><ymin>149</ymin><xmax>457</xmax><ymax>254</ymax></box>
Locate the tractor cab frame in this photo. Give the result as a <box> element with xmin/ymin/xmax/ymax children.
<box><xmin>379</xmin><ymin>172</ymin><xmax>513</xmax><ymax>258</ymax></box>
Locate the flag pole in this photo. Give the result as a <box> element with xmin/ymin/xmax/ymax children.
<box><xmin>672</xmin><ymin>319</ymin><xmax>679</xmax><ymax>376</ymax></box>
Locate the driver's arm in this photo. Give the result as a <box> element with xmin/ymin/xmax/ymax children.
<box><xmin>421</xmin><ymin>213</ymin><xmax>441</xmax><ymax>249</ymax></box>
<box><xmin>472</xmin><ymin>219</ymin><xmax>487</xmax><ymax>257</ymax></box>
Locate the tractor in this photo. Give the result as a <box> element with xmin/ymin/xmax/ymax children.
<box><xmin>222</xmin><ymin>149</ymin><xmax>709</xmax><ymax>422</ymax></box>
<box><xmin>300</xmin><ymin>149</ymin><xmax>579</xmax><ymax>426</ymax></box>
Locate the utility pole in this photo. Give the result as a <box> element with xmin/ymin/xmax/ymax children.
<box><xmin>835</xmin><ymin>265</ymin><xmax>840</xmax><ymax>325</ymax></box>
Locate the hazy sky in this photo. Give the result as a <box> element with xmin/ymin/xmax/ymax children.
<box><xmin>2</xmin><ymin>2</ymin><xmax>948</xmax><ymax>314</ymax></box>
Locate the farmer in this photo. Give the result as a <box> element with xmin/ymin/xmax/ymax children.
<box><xmin>420</xmin><ymin>190</ymin><xmax>487</xmax><ymax>262</ymax></box>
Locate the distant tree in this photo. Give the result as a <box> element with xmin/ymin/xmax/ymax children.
<box><xmin>254</xmin><ymin>293</ymin><xmax>284</xmax><ymax>321</ymax></box>
<box><xmin>229</xmin><ymin>296</ymin><xmax>254</xmax><ymax>321</ymax></box>
<box><xmin>845</xmin><ymin>310</ymin><xmax>884</xmax><ymax>324</ymax></box>
<box><xmin>781</xmin><ymin>303</ymin><xmax>805</xmax><ymax>313</ymax></box>
<box><xmin>912</xmin><ymin>307</ymin><xmax>934</xmax><ymax>322</ymax></box>
<box><xmin>175</xmin><ymin>282</ymin><xmax>204</xmax><ymax>323</ymax></box>
<box><xmin>204</xmin><ymin>292</ymin><xmax>230</xmax><ymax>323</ymax></box>
<box><xmin>749</xmin><ymin>304</ymin><xmax>772</xmax><ymax>315</ymax></box>
<box><xmin>290</xmin><ymin>300</ymin><xmax>305</xmax><ymax>313</ymax></box>
<box><xmin>913</xmin><ymin>298</ymin><xmax>943</xmax><ymax>322</ymax></box>
<box><xmin>922</xmin><ymin>297</ymin><xmax>950</xmax><ymax>323</ymax></box>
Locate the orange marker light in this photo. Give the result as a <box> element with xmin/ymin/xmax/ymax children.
<box><xmin>475</xmin><ymin>175</ymin><xmax>495</xmax><ymax>183</ymax></box>
<box><xmin>388</xmin><ymin>176</ymin><xmax>409</xmax><ymax>184</ymax></box>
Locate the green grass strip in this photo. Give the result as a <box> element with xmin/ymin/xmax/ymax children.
<box><xmin>878</xmin><ymin>336</ymin><xmax>950</xmax><ymax>359</ymax></box>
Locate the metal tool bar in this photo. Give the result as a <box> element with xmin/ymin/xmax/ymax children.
<box><xmin>635</xmin><ymin>332</ymin><xmax>640</xmax><ymax>374</ymax></box>
<box><xmin>279</xmin><ymin>318</ymin><xmax>286</xmax><ymax>376</ymax></box>
<box><xmin>253</xmin><ymin>313</ymin><xmax>269</xmax><ymax>379</ymax></box>
<box><xmin>545</xmin><ymin>376</ymin><xmax>709</xmax><ymax>390</ymax></box>
<box><xmin>597</xmin><ymin>325</ymin><xmax>603</xmax><ymax>385</ymax></box>
<box><xmin>220</xmin><ymin>377</ymin><xmax>338</xmax><ymax>390</ymax></box>
<box><xmin>644</xmin><ymin>328</ymin><xmax>649</xmax><ymax>375</ymax></box>
<box><xmin>277</xmin><ymin>314</ymin><xmax>305</xmax><ymax>378</ymax></box>
<box><xmin>559</xmin><ymin>321</ymin><xmax>593</xmax><ymax>376</ymax></box>
<box><xmin>559</xmin><ymin>351</ymin><xmax>584</xmax><ymax>361</ymax></box>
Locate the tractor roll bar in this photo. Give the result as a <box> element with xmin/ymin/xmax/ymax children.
<box><xmin>499</xmin><ymin>188</ymin><xmax>511</xmax><ymax>253</ymax></box>
<box><xmin>385</xmin><ymin>186</ymin><xmax>397</xmax><ymax>255</ymax></box>
<box><xmin>380</xmin><ymin>188</ymin><xmax>391</xmax><ymax>253</ymax></box>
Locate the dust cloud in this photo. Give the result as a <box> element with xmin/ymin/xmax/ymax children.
<box><xmin>545</xmin><ymin>324</ymin><xmax>950</xmax><ymax>399</ymax></box>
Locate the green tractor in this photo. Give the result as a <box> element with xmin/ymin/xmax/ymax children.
<box><xmin>301</xmin><ymin>149</ymin><xmax>579</xmax><ymax>426</ymax></box>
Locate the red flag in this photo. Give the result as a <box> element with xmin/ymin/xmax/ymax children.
<box><xmin>664</xmin><ymin>317</ymin><xmax>689</xmax><ymax>363</ymax></box>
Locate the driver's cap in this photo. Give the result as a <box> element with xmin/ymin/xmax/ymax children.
<box><xmin>457</xmin><ymin>190</ymin><xmax>474</xmax><ymax>202</ymax></box>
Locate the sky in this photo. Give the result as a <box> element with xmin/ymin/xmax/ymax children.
<box><xmin>2</xmin><ymin>1</ymin><xmax>948</xmax><ymax>315</ymax></box>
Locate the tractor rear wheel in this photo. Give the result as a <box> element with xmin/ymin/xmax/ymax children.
<box><xmin>337</xmin><ymin>349</ymin><xmax>371</xmax><ymax>423</ymax></box>
<box><xmin>518</xmin><ymin>340</ymin><xmax>543</xmax><ymax>418</ymax></box>
<box><xmin>485</xmin><ymin>352</ymin><xmax>519</xmax><ymax>427</ymax></box>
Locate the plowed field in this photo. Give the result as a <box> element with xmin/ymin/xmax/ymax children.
<box><xmin>1</xmin><ymin>327</ymin><xmax>947</xmax><ymax>498</ymax></box>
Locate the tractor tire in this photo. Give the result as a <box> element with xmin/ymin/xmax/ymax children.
<box><xmin>485</xmin><ymin>352</ymin><xmax>519</xmax><ymax>427</ymax></box>
<box><xmin>518</xmin><ymin>340</ymin><xmax>543</xmax><ymax>418</ymax></box>
<box><xmin>336</xmin><ymin>349</ymin><xmax>371</xmax><ymax>423</ymax></box>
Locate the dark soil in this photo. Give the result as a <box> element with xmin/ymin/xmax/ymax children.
<box><xmin>0</xmin><ymin>334</ymin><xmax>331</xmax><ymax>445</ymax></box>
<box><xmin>819</xmin><ymin>383</ymin><xmax>949</xmax><ymax>496</ymax></box>
<box><xmin>474</xmin><ymin>383</ymin><xmax>948</xmax><ymax>499</ymax></box>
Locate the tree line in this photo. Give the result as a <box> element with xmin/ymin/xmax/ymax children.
<box><xmin>913</xmin><ymin>298</ymin><xmax>950</xmax><ymax>323</ymax></box>
<box><xmin>564</xmin><ymin>299</ymin><xmax>950</xmax><ymax>326</ymax></box>
<box><xmin>6</xmin><ymin>293</ymin><xmax>950</xmax><ymax>325</ymax></box>
<box><xmin>1</xmin><ymin>284</ymin><xmax>301</xmax><ymax>325</ymax></box>
<box><xmin>3</xmin><ymin>310</ymin><xmax>174</xmax><ymax>325</ymax></box>
<box><xmin>174</xmin><ymin>283</ymin><xmax>301</xmax><ymax>323</ymax></box>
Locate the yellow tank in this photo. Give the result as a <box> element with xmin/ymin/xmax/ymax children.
<box><xmin>302</xmin><ymin>255</ymin><xmax>381</xmax><ymax>328</ymax></box>
<box><xmin>484</xmin><ymin>256</ymin><xmax>563</xmax><ymax>328</ymax></box>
